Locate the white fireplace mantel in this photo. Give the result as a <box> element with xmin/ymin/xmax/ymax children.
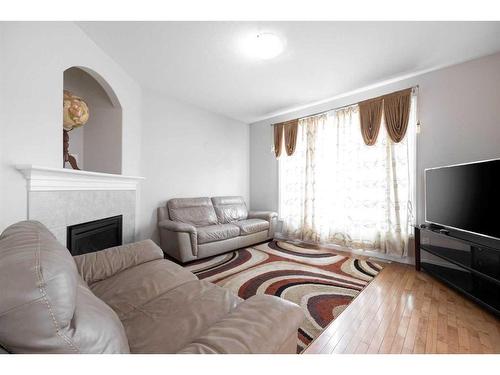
<box><xmin>16</xmin><ymin>165</ymin><xmax>145</xmax><ymax>191</ymax></box>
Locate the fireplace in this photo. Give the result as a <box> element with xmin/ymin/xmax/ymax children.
<box><xmin>67</xmin><ymin>215</ymin><xmax>123</xmax><ymax>256</ymax></box>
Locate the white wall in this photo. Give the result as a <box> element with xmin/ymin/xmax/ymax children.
<box><xmin>67</xmin><ymin>127</ymin><xmax>85</xmax><ymax>169</ymax></box>
<box><xmin>0</xmin><ymin>21</ymin><xmax>250</xmax><ymax>242</ymax></box>
<box><xmin>84</xmin><ymin>106</ymin><xmax>122</xmax><ymax>174</ymax></box>
<box><xmin>138</xmin><ymin>89</ymin><xmax>250</xmax><ymax>243</ymax></box>
<box><xmin>0</xmin><ymin>22</ymin><xmax>141</xmax><ymax>232</ymax></box>
<box><xmin>250</xmin><ymin>52</ymin><xmax>500</xmax><ymax>239</ymax></box>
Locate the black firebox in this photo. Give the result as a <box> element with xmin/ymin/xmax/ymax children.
<box><xmin>67</xmin><ymin>215</ymin><xmax>123</xmax><ymax>256</ymax></box>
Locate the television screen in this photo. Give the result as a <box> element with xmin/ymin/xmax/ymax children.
<box><xmin>425</xmin><ymin>159</ymin><xmax>500</xmax><ymax>240</ymax></box>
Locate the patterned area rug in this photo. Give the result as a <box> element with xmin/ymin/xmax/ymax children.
<box><xmin>185</xmin><ymin>240</ymin><xmax>383</xmax><ymax>353</ymax></box>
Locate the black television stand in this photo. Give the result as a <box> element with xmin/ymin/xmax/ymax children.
<box><xmin>415</xmin><ymin>226</ymin><xmax>500</xmax><ymax>317</ymax></box>
<box><xmin>420</xmin><ymin>223</ymin><xmax>444</xmax><ymax>231</ymax></box>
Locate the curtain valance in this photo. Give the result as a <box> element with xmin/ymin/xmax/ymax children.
<box><xmin>383</xmin><ymin>88</ymin><xmax>412</xmax><ymax>143</ymax></box>
<box><xmin>358</xmin><ymin>88</ymin><xmax>413</xmax><ymax>145</ymax></box>
<box><xmin>273</xmin><ymin>87</ymin><xmax>414</xmax><ymax>157</ymax></box>
<box><xmin>273</xmin><ymin>123</ymin><xmax>284</xmax><ymax>157</ymax></box>
<box><xmin>359</xmin><ymin>97</ymin><xmax>383</xmax><ymax>146</ymax></box>
<box><xmin>273</xmin><ymin>119</ymin><xmax>299</xmax><ymax>157</ymax></box>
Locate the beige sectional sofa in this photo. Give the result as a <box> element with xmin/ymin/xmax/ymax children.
<box><xmin>158</xmin><ymin>196</ymin><xmax>278</xmax><ymax>263</ymax></box>
<box><xmin>0</xmin><ymin>221</ymin><xmax>303</xmax><ymax>354</ymax></box>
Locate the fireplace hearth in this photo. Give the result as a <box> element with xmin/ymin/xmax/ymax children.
<box><xmin>67</xmin><ymin>215</ymin><xmax>123</xmax><ymax>256</ymax></box>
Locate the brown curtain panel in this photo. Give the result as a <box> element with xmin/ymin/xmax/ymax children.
<box><xmin>284</xmin><ymin>119</ymin><xmax>299</xmax><ymax>156</ymax></box>
<box><xmin>383</xmin><ymin>88</ymin><xmax>412</xmax><ymax>143</ymax></box>
<box><xmin>273</xmin><ymin>123</ymin><xmax>284</xmax><ymax>158</ymax></box>
<box><xmin>359</xmin><ymin>97</ymin><xmax>383</xmax><ymax>146</ymax></box>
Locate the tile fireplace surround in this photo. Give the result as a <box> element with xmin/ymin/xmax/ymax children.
<box><xmin>16</xmin><ymin>165</ymin><xmax>144</xmax><ymax>246</ymax></box>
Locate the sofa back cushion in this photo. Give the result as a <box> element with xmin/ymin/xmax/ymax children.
<box><xmin>74</xmin><ymin>240</ymin><xmax>164</xmax><ymax>286</ymax></box>
<box><xmin>211</xmin><ymin>196</ymin><xmax>248</xmax><ymax>223</ymax></box>
<box><xmin>167</xmin><ymin>197</ymin><xmax>218</xmax><ymax>227</ymax></box>
<box><xmin>0</xmin><ymin>221</ymin><xmax>129</xmax><ymax>353</ymax></box>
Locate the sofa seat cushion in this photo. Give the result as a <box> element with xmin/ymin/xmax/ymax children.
<box><xmin>197</xmin><ymin>224</ymin><xmax>240</xmax><ymax>244</ymax></box>
<box><xmin>89</xmin><ymin>259</ymin><xmax>197</xmax><ymax>318</ymax></box>
<box><xmin>120</xmin><ymin>280</ymin><xmax>242</xmax><ymax>353</ymax></box>
<box><xmin>235</xmin><ymin>219</ymin><xmax>269</xmax><ymax>235</ymax></box>
<box><xmin>178</xmin><ymin>295</ymin><xmax>304</xmax><ymax>354</ymax></box>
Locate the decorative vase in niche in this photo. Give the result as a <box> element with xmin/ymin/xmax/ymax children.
<box><xmin>63</xmin><ymin>90</ymin><xmax>89</xmax><ymax>170</ymax></box>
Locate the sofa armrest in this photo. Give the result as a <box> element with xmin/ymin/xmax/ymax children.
<box><xmin>158</xmin><ymin>219</ymin><xmax>196</xmax><ymax>234</ymax></box>
<box><xmin>158</xmin><ymin>219</ymin><xmax>198</xmax><ymax>259</ymax></box>
<box><xmin>248</xmin><ymin>211</ymin><xmax>278</xmax><ymax>238</ymax></box>
<box><xmin>74</xmin><ymin>240</ymin><xmax>164</xmax><ymax>285</ymax></box>
<box><xmin>248</xmin><ymin>210</ymin><xmax>278</xmax><ymax>222</ymax></box>
<box><xmin>177</xmin><ymin>295</ymin><xmax>304</xmax><ymax>354</ymax></box>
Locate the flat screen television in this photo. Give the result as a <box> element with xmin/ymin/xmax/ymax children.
<box><xmin>425</xmin><ymin>159</ymin><xmax>500</xmax><ymax>240</ymax></box>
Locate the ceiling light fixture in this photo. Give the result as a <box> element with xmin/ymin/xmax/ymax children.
<box><xmin>242</xmin><ymin>32</ymin><xmax>284</xmax><ymax>60</ymax></box>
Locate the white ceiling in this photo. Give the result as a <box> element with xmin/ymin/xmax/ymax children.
<box><xmin>78</xmin><ymin>22</ymin><xmax>500</xmax><ymax>123</ymax></box>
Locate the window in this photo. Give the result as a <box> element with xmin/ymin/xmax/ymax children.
<box><xmin>278</xmin><ymin>95</ymin><xmax>416</xmax><ymax>256</ymax></box>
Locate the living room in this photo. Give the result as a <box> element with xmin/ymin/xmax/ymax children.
<box><xmin>1</xmin><ymin>1</ymin><xmax>499</xmax><ymax>373</ymax></box>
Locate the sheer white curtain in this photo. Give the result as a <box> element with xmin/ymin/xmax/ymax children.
<box><xmin>279</xmin><ymin>96</ymin><xmax>416</xmax><ymax>256</ymax></box>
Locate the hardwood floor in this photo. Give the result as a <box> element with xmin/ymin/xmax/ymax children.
<box><xmin>303</xmin><ymin>261</ymin><xmax>500</xmax><ymax>354</ymax></box>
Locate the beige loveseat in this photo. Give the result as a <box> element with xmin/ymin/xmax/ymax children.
<box><xmin>0</xmin><ymin>221</ymin><xmax>303</xmax><ymax>354</ymax></box>
<box><xmin>158</xmin><ymin>196</ymin><xmax>278</xmax><ymax>263</ymax></box>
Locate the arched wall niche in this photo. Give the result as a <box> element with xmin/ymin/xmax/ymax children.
<box><xmin>63</xmin><ymin>66</ymin><xmax>123</xmax><ymax>174</ymax></box>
